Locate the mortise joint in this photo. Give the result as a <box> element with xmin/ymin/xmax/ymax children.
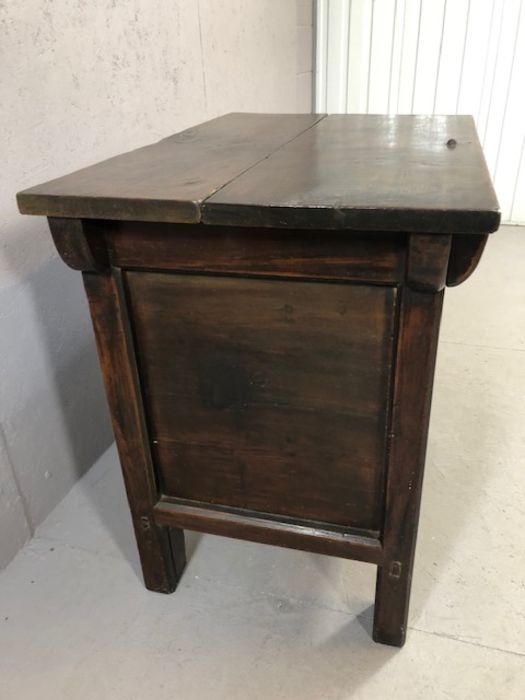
<box><xmin>388</xmin><ymin>561</ymin><xmax>402</xmax><ymax>579</ymax></box>
<box><xmin>140</xmin><ymin>516</ymin><xmax>151</xmax><ymax>532</ymax></box>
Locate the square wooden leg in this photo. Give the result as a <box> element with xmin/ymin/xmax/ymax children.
<box><xmin>373</xmin><ymin>559</ymin><xmax>413</xmax><ymax>646</ymax></box>
<box><xmin>83</xmin><ymin>270</ymin><xmax>187</xmax><ymax>593</ymax></box>
<box><xmin>372</xmin><ymin>286</ymin><xmax>445</xmax><ymax>646</ymax></box>
<box><xmin>130</xmin><ymin>518</ymin><xmax>186</xmax><ymax>594</ymax></box>
<box><xmin>167</xmin><ymin>527</ymin><xmax>187</xmax><ymax>588</ymax></box>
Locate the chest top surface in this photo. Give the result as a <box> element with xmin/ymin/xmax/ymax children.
<box><xmin>17</xmin><ymin>113</ymin><xmax>500</xmax><ymax>234</ymax></box>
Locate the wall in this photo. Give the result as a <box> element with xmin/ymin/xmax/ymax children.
<box><xmin>316</xmin><ymin>0</ymin><xmax>525</xmax><ymax>224</ymax></box>
<box><xmin>0</xmin><ymin>0</ymin><xmax>314</xmax><ymax>568</ymax></box>
<box><xmin>297</xmin><ymin>0</ymin><xmax>316</xmax><ymax>112</ymax></box>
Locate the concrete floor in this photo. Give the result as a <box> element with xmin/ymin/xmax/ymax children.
<box><xmin>1</xmin><ymin>226</ymin><xmax>524</xmax><ymax>699</ymax></box>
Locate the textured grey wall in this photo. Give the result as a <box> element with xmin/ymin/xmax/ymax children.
<box><xmin>0</xmin><ymin>1</ymin><xmax>314</xmax><ymax>568</ymax></box>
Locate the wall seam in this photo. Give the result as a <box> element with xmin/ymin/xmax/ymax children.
<box><xmin>0</xmin><ymin>422</ymin><xmax>33</xmax><ymax>539</ymax></box>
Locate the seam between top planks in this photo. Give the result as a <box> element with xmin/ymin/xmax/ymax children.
<box><xmin>197</xmin><ymin>114</ymin><xmax>328</xmax><ymax>219</ymax></box>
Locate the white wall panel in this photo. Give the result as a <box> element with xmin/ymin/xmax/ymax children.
<box><xmin>346</xmin><ymin>0</ymin><xmax>373</xmax><ymax>111</ymax></box>
<box><xmin>367</xmin><ymin>0</ymin><xmax>397</xmax><ymax>113</ymax></box>
<box><xmin>316</xmin><ymin>0</ymin><xmax>525</xmax><ymax>224</ymax></box>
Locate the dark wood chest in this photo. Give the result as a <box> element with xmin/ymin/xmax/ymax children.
<box><xmin>18</xmin><ymin>113</ymin><xmax>499</xmax><ymax>646</ymax></box>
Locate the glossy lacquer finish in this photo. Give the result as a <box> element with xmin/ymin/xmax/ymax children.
<box><xmin>17</xmin><ymin>113</ymin><xmax>500</xmax><ymax>648</ymax></box>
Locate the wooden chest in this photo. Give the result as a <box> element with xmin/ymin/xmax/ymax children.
<box><xmin>17</xmin><ymin>113</ymin><xmax>500</xmax><ymax>646</ymax></box>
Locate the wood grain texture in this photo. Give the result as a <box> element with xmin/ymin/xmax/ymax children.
<box><xmin>154</xmin><ymin>498</ymin><xmax>383</xmax><ymax>564</ymax></box>
<box><xmin>447</xmin><ymin>233</ymin><xmax>489</xmax><ymax>287</ymax></box>
<box><xmin>407</xmin><ymin>234</ymin><xmax>451</xmax><ymax>291</ymax></box>
<box><xmin>125</xmin><ymin>272</ymin><xmax>397</xmax><ymax>531</ymax></box>
<box><xmin>18</xmin><ymin>113</ymin><xmax>500</xmax><ymax>234</ymax></box>
<box><xmin>18</xmin><ymin>113</ymin><xmax>500</xmax><ymax>647</ymax></box>
<box><xmin>17</xmin><ymin>113</ymin><xmax>323</xmax><ymax>223</ymax></box>
<box><xmin>83</xmin><ymin>270</ymin><xmax>186</xmax><ymax>593</ymax></box>
<box><xmin>373</xmin><ymin>287</ymin><xmax>444</xmax><ymax>647</ymax></box>
<box><xmin>108</xmin><ymin>221</ymin><xmax>406</xmax><ymax>283</ymax></box>
<box><xmin>203</xmin><ymin>115</ymin><xmax>501</xmax><ymax>233</ymax></box>
<box><xmin>48</xmin><ymin>217</ymin><xmax>108</xmax><ymax>272</ymax></box>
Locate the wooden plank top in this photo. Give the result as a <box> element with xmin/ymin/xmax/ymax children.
<box><xmin>17</xmin><ymin>113</ymin><xmax>500</xmax><ymax>234</ymax></box>
<box><xmin>17</xmin><ymin>114</ymin><xmax>323</xmax><ymax>224</ymax></box>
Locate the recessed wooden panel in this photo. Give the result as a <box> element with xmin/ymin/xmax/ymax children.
<box><xmin>126</xmin><ymin>273</ymin><xmax>396</xmax><ymax>530</ymax></box>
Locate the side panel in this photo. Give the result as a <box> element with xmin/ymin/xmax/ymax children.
<box><xmin>126</xmin><ymin>272</ymin><xmax>397</xmax><ymax>531</ymax></box>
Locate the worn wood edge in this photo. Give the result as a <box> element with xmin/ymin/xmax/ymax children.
<box><xmin>201</xmin><ymin>203</ymin><xmax>501</xmax><ymax>234</ymax></box>
<box><xmin>18</xmin><ymin>200</ymin><xmax>501</xmax><ymax>236</ymax></box>
<box><xmin>48</xmin><ymin>217</ymin><xmax>109</xmax><ymax>271</ymax></box>
<box><xmin>153</xmin><ymin>498</ymin><xmax>383</xmax><ymax>565</ymax></box>
<box><xmin>111</xmin><ymin>268</ymin><xmax>161</xmax><ymax>503</ymax></box>
<box><xmin>113</xmin><ymin>268</ymin><xmax>186</xmax><ymax>585</ymax></box>
<box><xmin>16</xmin><ymin>115</ymin><xmax>327</xmax><ymax>224</ymax></box>
<box><xmin>407</xmin><ymin>234</ymin><xmax>452</xmax><ymax>291</ymax></box>
<box><xmin>373</xmin><ymin>287</ymin><xmax>445</xmax><ymax>646</ymax></box>
<box><xmin>82</xmin><ymin>270</ymin><xmax>183</xmax><ymax>592</ymax></box>
<box><xmin>18</xmin><ymin>193</ymin><xmax>201</xmax><ymax>224</ymax></box>
<box><xmin>447</xmin><ymin>233</ymin><xmax>489</xmax><ymax>287</ymax></box>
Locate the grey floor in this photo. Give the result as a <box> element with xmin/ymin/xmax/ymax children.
<box><xmin>1</xmin><ymin>226</ymin><xmax>524</xmax><ymax>699</ymax></box>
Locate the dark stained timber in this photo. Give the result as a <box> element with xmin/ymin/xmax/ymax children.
<box><xmin>125</xmin><ymin>272</ymin><xmax>396</xmax><ymax>531</ymax></box>
<box><xmin>202</xmin><ymin>114</ymin><xmax>500</xmax><ymax>233</ymax></box>
<box><xmin>18</xmin><ymin>114</ymin><xmax>499</xmax><ymax>234</ymax></box>
<box><xmin>109</xmin><ymin>221</ymin><xmax>406</xmax><ymax>284</ymax></box>
<box><xmin>16</xmin><ymin>113</ymin><xmax>501</xmax><ymax>647</ymax></box>
<box><xmin>17</xmin><ymin>113</ymin><xmax>323</xmax><ymax>224</ymax></box>
<box><xmin>83</xmin><ymin>270</ymin><xmax>186</xmax><ymax>593</ymax></box>
<box><xmin>373</xmin><ymin>286</ymin><xmax>444</xmax><ymax>646</ymax></box>
<box><xmin>154</xmin><ymin>498</ymin><xmax>383</xmax><ymax>564</ymax></box>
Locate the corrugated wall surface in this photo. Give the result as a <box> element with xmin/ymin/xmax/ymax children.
<box><xmin>316</xmin><ymin>0</ymin><xmax>525</xmax><ymax>224</ymax></box>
